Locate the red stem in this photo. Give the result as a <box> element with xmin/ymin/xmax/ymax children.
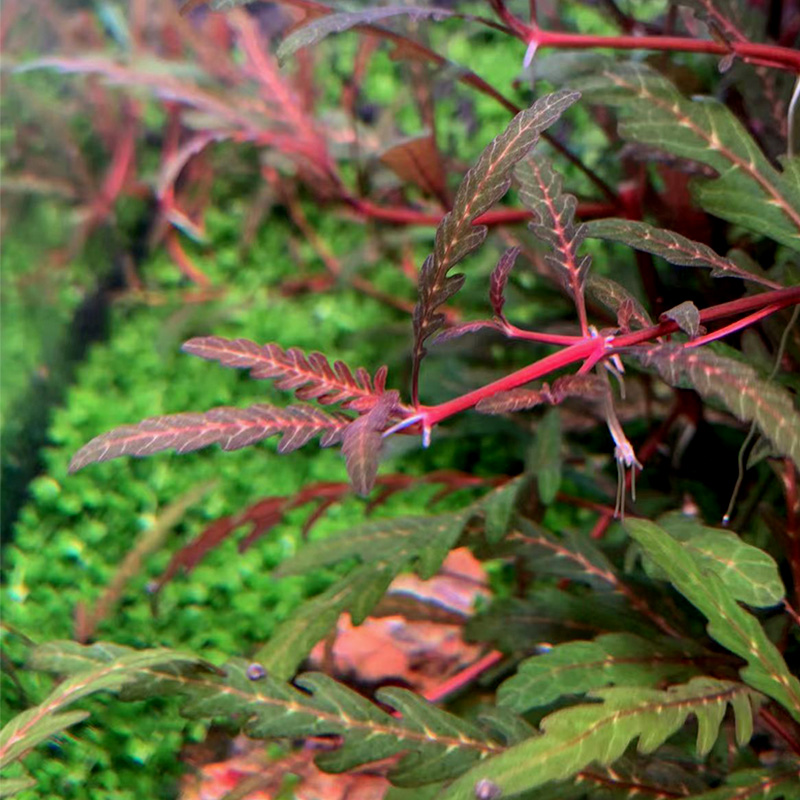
<box><xmin>348</xmin><ymin>199</ymin><xmax>616</xmax><ymax>227</ymax></box>
<box><xmin>527</xmin><ymin>28</ymin><xmax>800</xmax><ymax>73</ymax></box>
<box><xmin>420</xmin><ymin>285</ymin><xmax>800</xmax><ymax>426</ymax></box>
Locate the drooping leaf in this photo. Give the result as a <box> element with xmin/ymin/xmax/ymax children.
<box><xmin>432</xmin><ymin>320</ymin><xmax>503</xmax><ymax>344</ymax></box>
<box><xmin>341</xmin><ymin>391</ymin><xmax>399</xmax><ymax>496</ymax></box>
<box><xmin>489</xmin><ymin>246</ymin><xmax>521</xmax><ymax>319</ymax></box>
<box><xmin>576</xmin><ymin>64</ymin><xmax>800</xmax><ymax>250</ymax></box>
<box><xmin>181</xmin><ymin>337</ymin><xmax>389</xmax><ymax>412</ymax></box>
<box><xmin>441</xmin><ymin>678</ymin><xmax>755</xmax><ymax>800</ymax></box>
<box><xmin>648</xmin><ymin>512</ymin><xmax>784</xmax><ymax>608</ymax></box>
<box><xmin>0</xmin><ymin>644</ymin><xmax>206</xmax><ymax>771</ymax></box>
<box><xmin>412</xmin><ymin>91</ymin><xmax>580</xmax><ymax>392</ymax></box>
<box><xmin>634</xmin><ymin>344</ymin><xmax>800</xmax><ymax>472</ymax></box>
<box><xmin>625</xmin><ymin>519</ymin><xmax>800</xmax><ymax>721</ymax></box>
<box><xmin>586</xmin><ymin>219</ymin><xmax>782</xmax><ymax>290</ymax></box>
<box><xmin>516</xmin><ymin>155</ymin><xmax>591</xmax><ymax>319</ymax></box>
<box><xmin>661</xmin><ymin>301</ymin><xmax>702</xmax><ymax>339</ymax></box>
<box><xmin>68</xmin><ymin>403</ymin><xmax>351</xmax><ymax>472</ymax></box>
<box><xmin>276</xmin><ymin>6</ymin><xmax>457</xmax><ymax>63</ymax></box>
<box><xmin>476</xmin><ymin>374</ymin><xmax>606</xmax><ymax>414</ymax></box>
<box><xmin>531</xmin><ymin>408</ymin><xmax>562</xmax><ymax>504</ymax></box>
<box><xmin>498</xmin><ymin>633</ymin><xmax>701</xmax><ymax>713</ymax></box>
<box><xmin>586</xmin><ymin>274</ymin><xmax>653</xmax><ymax>331</ymax></box>
<box><xmin>380</xmin><ymin>134</ymin><xmax>448</xmax><ymax>203</ymax></box>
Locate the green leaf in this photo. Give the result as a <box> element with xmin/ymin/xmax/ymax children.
<box><xmin>635</xmin><ymin>345</ymin><xmax>800</xmax><ymax>472</ymax></box>
<box><xmin>625</xmin><ymin>519</ymin><xmax>800</xmax><ymax>721</ymax></box>
<box><xmin>498</xmin><ymin>633</ymin><xmax>701</xmax><ymax>713</ymax></box>
<box><xmin>586</xmin><ymin>219</ymin><xmax>781</xmax><ymax>289</ymax></box>
<box><xmin>0</xmin><ymin>774</ymin><xmax>36</xmax><ymax>798</ymax></box>
<box><xmin>440</xmin><ymin>678</ymin><xmax>755</xmax><ymax>800</ymax></box>
<box><xmin>30</xmin><ymin>644</ymin><xmax>510</xmax><ymax>787</ymax></box>
<box><xmin>252</xmin><ymin>564</ymin><xmax>395</xmax><ymax>680</ymax></box>
<box><xmin>661</xmin><ymin>301</ymin><xmax>702</xmax><ymax>338</ymax></box>
<box><xmin>652</xmin><ymin>512</ymin><xmax>784</xmax><ymax>607</ymax></box>
<box><xmin>530</xmin><ymin>408</ymin><xmax>562</xmax><ymax>504</ymax></box>
<box><xmin>691</xmin><ymin>767</ymin><xmax>800</xmax><ymax>800</ymax></box>
<box><xmin>0</xmin><ymin>644</ymin><xmax>205</xmax><ymax>770</ymax></box>
<box><xmin>482</xmin><ymin>475</ymin><xmax>530</xmax><ymax>543</ymax></box>
<box><xmin>577</xmin><ymin>64</ymin><xmax>800</xmax><ymax>250</ymax></box>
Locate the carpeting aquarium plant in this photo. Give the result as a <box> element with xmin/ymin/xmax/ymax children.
<box><xmin>3</xmin><ymin>1</ymin><xmax>800</xmax><ymax>798</ymax></box>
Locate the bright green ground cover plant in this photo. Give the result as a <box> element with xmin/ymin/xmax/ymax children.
<box><xmin>3</xmin><ymin>0</ymin><xmax>800</xmax><ymax>798</ymax></box>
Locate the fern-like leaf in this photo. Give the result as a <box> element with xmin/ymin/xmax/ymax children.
<box><xmin>634</xmin><ymin>344</ymin><xmax>800</xmax><ymax>471</ymax></box>
<box><xmin>441</xmin><ymin>678</ymin><xmax>755</xmax><ymax>800</ymax></box>
<box><xmin>476</xmin><ymin>374</ymin><xmax>605</xmax><ymax>414</ymax></box>
<box><xmin>644</xmin><ymin>512</ymin><xmax>784</xmax><ymax>608</ymax></box>
<box><xmin>626</xmin><ymin>519</ymin><xmax>800</xmax><ymax>721</ymax></box>
<box><xmin>498</xmin><ymin>633</ymin><xmax>701</xmax><ymax>713</ymax></box>
<box><xmin>587</xmin><ymin>219</ymin><xmax>782</xmax><ymax>289</ymax></box>
<box><xmin>412</xmin><ymin>90</ymin><xmax>580</xmax><ymax>398</ymax></box>
<box><xmin>181</xmin><ymin>336</ymin><xmax>389</xmax><ymax>412</ymax></box>
<box><xmin>691</xmin><ymin>768</ymin><xmax>800</xmax><ymax>800</ymax></box>
<box><xmin>0</xmin><ymin>644</ymin><xmax>206</xmax><ymax>772</ymax></box>
<box><xmin>489</xmin><ymin>246</ymin><xmax>521</xmax><ymax>319</ymax></box>
<box><xmin>28</xmin><ymin>643</ymin><xmax>508</xmax><ymax>787</ymax></box>
<box><xmin>68</xmin><ymin>403</ymin><xmax>351</xmax><ymax>472</ymax></box>
<box><xmin>516</xmin><ymin>155</ymin><xmax>591</xmax><ymax>328</ymax></box>
<box><xmin>577</xmin><ymin>64</ymin><xmax>800</xmax><ymax>250</ymax></box>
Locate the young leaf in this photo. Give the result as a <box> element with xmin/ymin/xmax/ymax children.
<box><xmin>634</xmin><ymin>344</ymin><xmax>800</xmax><ymax>472</ymax></box>
<box><xmin>0</xmin><ymin>644</ymin><xmax>205</xmax><ymax>771</ymax></box>
<box><xmin>489</xmin><ymin>246</ymin><xmax>521</xmax><ymax>319</ymax></box>
<box><xmin>498</xmin><ymin>633</ymin><xmax>701</xmax><ymax>713</ymax></box>
<box><xmin>661</xmin><ymin>301</ymin><xmax>702</xmax><ymax>339</ymax></box>
<box><xmin>515</xmin><ymin>155</ymin><xmax>591</xmax><ymax>329</ymax></box>
<box><xmin>441</xmin><ymin>678</ymin><xmax>755</xmax><ymax>800</ymax></box>
<box><xmin>476</xmin><ymin>374</ymin><xmax>606</xmax><ymax>414</ymax></box>
<box><xmin>586</xmin><ymin>219</ymin><xmax>782</xmax><ymax>290</ymax></box>
<box><xmin>181</xmin><ymin>337</ymin><xmax>389</xmax><ymax>412</ymax></box>
<box><xmin>586</xmin><ymin>274</ymin><xmax>653</xmax><ymax>331</ymax></box>
<box><xmin>577</xmin><ymin>64</ymin><xmax>800</xmax><ymax>251</ymax></box>
<box><xmin>648</xmin><ymin>512</ymin><xmax>784</xmax><ymax>608</ymax></box>
<box><xmin>412</xmin><ymin>90</ymin><xmax>580</xmax><ymax>398</ymax></box>
<box><xmin>690</xmin><ymin>768</ymin><xmax>800</xmax><ymax>800</ymax></box>
<box><xmin>625</xmin><ymin>519</ymin><xmax>800</xmax><ymax>721</ymax></box>
<box><xmin>68</xmin><ymin>403</ymin><xmax>351</xmax><ymax>472</ymax></box>
<box><xmin>341</xmin><ymin>391</ymin><xmax>399</xmax><ymax>496</ymax></box>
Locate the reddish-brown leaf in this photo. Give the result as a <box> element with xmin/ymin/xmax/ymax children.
<box><xmin>182</xmin><ymin>337</ymin><xmax>389</xmax><ymax>411</ymax></box>
<box><xmin>489</xmin><ymin>246</ymin><xmax>521</xmax><ymax>320</ymax></box>
<box><xmin>380</xmin><ymin>134</ymin><xmax>448</xmax><ymax>203</ymax></box>
<box><xmin>68</xmin><ymin>404</ymin><xmax>351</xmax><ymax>472</ymax></box>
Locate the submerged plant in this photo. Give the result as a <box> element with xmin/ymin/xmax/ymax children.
<box><xmin>3</xmin><ymin>1</ymin><xmax>800</xmax><ymax>798</ymax></box>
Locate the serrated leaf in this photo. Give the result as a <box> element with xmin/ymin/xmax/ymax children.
<box><xmin>516</xmin><ymin>156</ymin><xmax>591</xmax><ymax>311</ymax></box>
<box><xmin>440</xmin><ymin>678</ymin><xmax>754</xmax><ymax>800</ymax></box>
<box><xmin>490</xmin><ymin>246</ymin><xmax>521</xmax><ymax>319</ymax></box>
<box><xmin>412</xmin><ymin>91</ymin><xmax>580</xmax><ymax>385</ymax></box>
<box><xmin>0</xmin><ymin>645</ymin><xmax>204</xmax><ymax>769</ymax></box>
<box><xmin>691</xmin><ymin>767</ymin><xmax>800</xmax><ymax>800</ymax></box>
<box><xmin>625</xmin><ymin>519</ymin><xmax>800</xmax><ymax>720</ymax></box>
<box><xmin>586</xmin><ymin>219</ymin><xmax>781</xmax><ymax>289</ymax></box>
<box><xmin>635</xmin><ymin>344</ymin><xmax>800</xmax><ymax>472</ymax></box>
<box><xmin>29</xmin><ymin>644</ymin><xmax>509</xmax><ymax>787</ymax></box>
<box><xmin>182</xmin><ymin>337</ymin><xmax>389</xmax><ymax>412</ymax></box>
<box><xmin>68</xmin><ymin>403</ymin><xmax>351</xmax><ymax>472</ymax></box>
<box><xmin>531</xmin><ymin>408</ymin><xmax>562</xmax><ymax>504</ymax></box>
<box><xmin>653</xmin><ymin>512</ymin><xmax>784</xmax><ymax>607</ymax></box>
<box><xmin>498</xmin><ymin>633</ymin><xmax>700</xmax><ymax>712</ymax></box>
<box><xmin>586</xmin><ymin>274</ymin><xmax>653</xmax><ymax>330</ymax></box>
<box><xmin>277</xmin><ymin>6</ymin><xmax>456</xmax><ymax>63</ymax></box>
<box><xmin>661</xmin><ymin>301</ymin><xmax>702</xmax><ymax>338</ymax></box>
<box><xmin>576</xmin><ymin>64</ymin><xmax>800</xmax><ymax>250</ymax></box>
<box><xmin>252</xmin><ymin>565</ymin><xmax>395</xmax><ymax>679</ymax></box>
<box><xmin>482</xmin><ymin>475</ymin><xmax>530</xmax><ymax>544</ymax></box>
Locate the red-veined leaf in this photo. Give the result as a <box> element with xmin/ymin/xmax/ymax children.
<box><xmin>490</xmin><ymin>246</ymin><xmax>521</xmax><ymax>319</ymax></box>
